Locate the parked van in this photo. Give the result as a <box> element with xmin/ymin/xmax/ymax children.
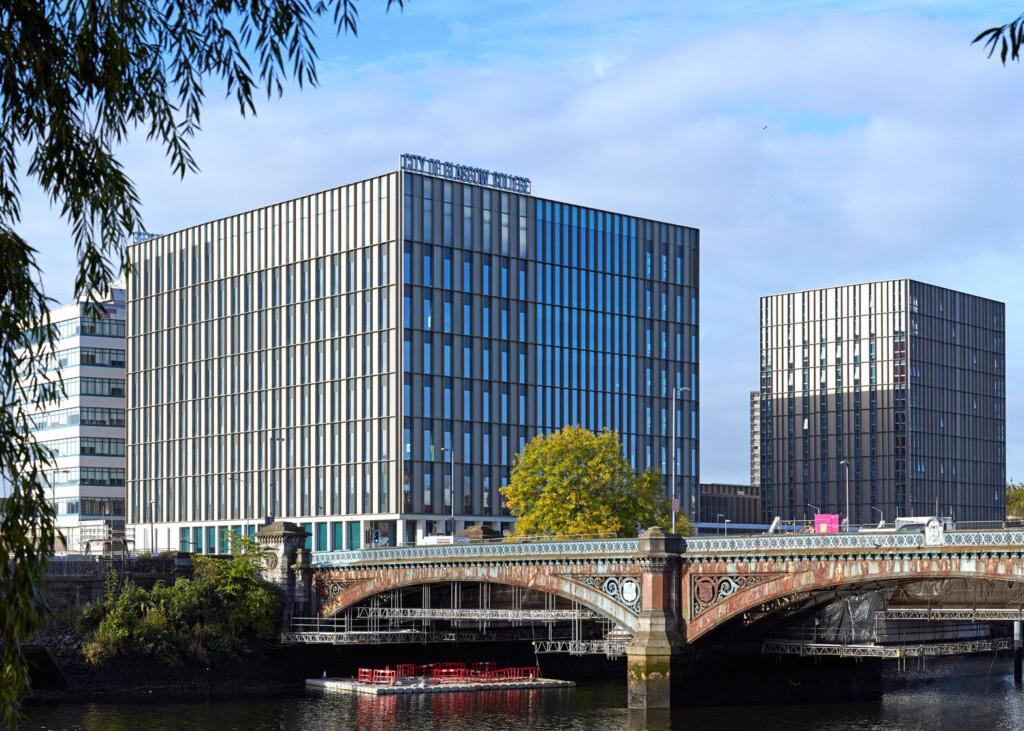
<box><xmin>894</xmin><ymin>516</ymin><xmax>955</xmax><ymax>532</ymax></box>
<box><xmin>417</xmin><ymin>535</ymin><xmax>471</xmax><ymax>546</ymax></box>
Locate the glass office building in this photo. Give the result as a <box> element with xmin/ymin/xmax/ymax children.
<box><xmin>126</xmin><ymin>162</ymin><xmax>699</xmax><ymax>552</ymax></box>
<box><xmin>18</xmin><ymin>285</ymin><xmax>127</xmax><ymax>551</ymax></box>
<box><xmin>758</xmin><ymin>280</ymin><xmax>1004</xmax><ymax>524</ymax></box>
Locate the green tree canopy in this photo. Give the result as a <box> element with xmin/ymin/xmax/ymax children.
<box><xmin>1007</xmin><ymin>480</ymin><xmax>1024</xmax><ymax>519</ymax></box>
<box><xmin>0</xmin><ymin>2</ymin><xmax>401</xmax><ymax>723</ymax></box>
<box><xmin>500</xmin><ymin>426</ymin><xmax>685</xmax><ymax>538</ymax></box>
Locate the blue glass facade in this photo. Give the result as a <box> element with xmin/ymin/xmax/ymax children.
<box><xmin>400</xmin><ymin>172</ymin><xmax>699</xmax><ymax>541</ymax></box>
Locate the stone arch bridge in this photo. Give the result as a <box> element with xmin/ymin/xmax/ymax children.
<box><xmin>259</xmin><ymin>523</ymin><xmax>1024</xmax><ymax>709</ymax></box>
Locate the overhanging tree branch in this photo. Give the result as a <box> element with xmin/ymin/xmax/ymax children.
<box><xmin>974</xmin><ymin>13</ymin><xmax>1024</xmax><ymax>64</ymax></box>
<box><xmin>0</xmin><ymin>1</ymin><xmax>405</xmax><ymax>724</ymax></box>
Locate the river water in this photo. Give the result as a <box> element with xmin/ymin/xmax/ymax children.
<box><xmin>19</xmin><ymin>654</ymin><xmax>1024</xmax><ymax>730</ymax></box>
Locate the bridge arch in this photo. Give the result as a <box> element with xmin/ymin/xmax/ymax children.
<box><xmin>685</xmin><ymin>554</ymin><xmax>1024</xmax><ymax>642</ymax></box>
<box><xmin>315</xmin><ymin>563</ymin><xmax>640</xmax><ymax>633</ymax></box>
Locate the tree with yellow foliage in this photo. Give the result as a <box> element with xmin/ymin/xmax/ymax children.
<box><xmin>1007</xmin><ymin>480</ymin><xmax>1024</xmax><ymax>519</ymax></box>
<box><xmin>501</xmin><ymin>426</ymin><xmax>687</xmax><ymax>538</ymax></box>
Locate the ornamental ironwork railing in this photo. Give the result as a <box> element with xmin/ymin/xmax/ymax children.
<box><xmin>943</xmin><ymin>530</ymin><xmax>1024</xmax><ymax>547</ymax></box>
<box><xmin>685</xmin><ymin>532</ymin><xmax>927</xmax><ymax>553</ymax></box>
<box><xmin>312</xmin><ymin>539</ymin><xmax>639</xmax><ymax>567</ymax></box>
<box><xmin>310</xmin><ymin>530</ymin><xmax>1024</xmax><ymax>568</ymax></box>
<box><xmin>686</xmin><ymin>529</ymin><xmax>1024</xmax><ymax>554</ymax></box>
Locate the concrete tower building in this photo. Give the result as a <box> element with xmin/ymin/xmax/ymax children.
<box><xmin>758</xmin><ymin>280</ymin><xmax>1004</xmax><ymax>524</ymax></box>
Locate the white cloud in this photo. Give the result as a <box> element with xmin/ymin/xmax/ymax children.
<box><xmin>15</xmin><ymin>3</ymin><xmax>1024</xmax><ymax>483</ymax></box>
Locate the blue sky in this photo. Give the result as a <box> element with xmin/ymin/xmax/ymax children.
<box><xmin>17</xmin><ymin>1</ymin><xmax>1024</xmax><ymax>484</ymax></box>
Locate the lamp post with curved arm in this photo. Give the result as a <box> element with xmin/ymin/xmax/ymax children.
<box><xmin>227</xmin><ymin>476</ymin><xmax>250</xmax><ymax>522</ymax></box>
<box><xmin>840</xmin><ymin>459</ymin><xmax>851</xmax><ymax>531</ymax></box>
<box><xmin>441</xmin><ymin>446</ymin><xmax>455</xmax><ymax>536</ymax></box>
<box><xmin>671</xmin><ymin>385</ymin><xmax>692</xmax><ymax>533</ymax></box>
<box><xmin>269</xmin><ymin>436</ymin><xmax>285</xmax><ymax>524</ymax></box>
<box><xmin>149</xmin><ymin>499</ymin><xmax>157</xmax><ymax>554</ymax></box>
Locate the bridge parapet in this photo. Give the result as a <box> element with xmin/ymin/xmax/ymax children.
<box><xmin>685</xmin><ymin>529</ymin><xmax>1024</xmax><ymax>557</ymax></box>
<box><xmin>944</xmin><ymin>529</ymin><xmax>1024</xmax><ymax>547</ymax></box>
<box><xmin>686</xmin><ymin>533</ymin><xmax>923</xmax><ymax>554</ymax></box>
<box><xmin>311</xmin><ymin>538</ymin><xmax>640</xmax><ymax>567</ymax></box>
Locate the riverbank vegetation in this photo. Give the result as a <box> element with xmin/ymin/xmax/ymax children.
<box><xmin>79</xmin><ymin>536</ymin><xmax>281</xmax><ymax>666</ymax></box>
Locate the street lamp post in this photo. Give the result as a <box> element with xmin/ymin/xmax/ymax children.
<box><xmin>228</xmin><ymin>476</ymin><xmax>250</xmax><ymax>522</ymax></box>
<box><xmin>724</xmin><ymin>519</ymin><xmax>732</xmax><ymax>537</ymax></box>
<box><xmin>807</xmin><ymin>503</ymin><xmax>819</xmax><ymax>527</ymax></box>
<box><xmin>840</xmin><ymin>459</ymin><xmax>851</xmax><ymax>531</ymax></box>
<box><xmin>269</xmin><ymin>436</ymin><xmax>285</xmax><ymax>524</ymax></box>
<box><xmin>872</xmin><ymin>506</ymin><xmax>885</xmax><ymax>527</ymax></box>
<box><xmin>716</xmin><ymin>513</ymin><xmax>725</xmax><ymax>536</ymax></box>
<box><xmin>441</xmin><ymin>447</ymin><xmax>455</xmax><ymax>536</ymax></box>
<box><xmin>670</xmin><ymin>385</ymin><xmax>692</xmax><ymax>533</ymax></box>
<box><xmin>55</xmin><ymin>469</ymin><xmax>71</xmax><ymax>550</ymax></box>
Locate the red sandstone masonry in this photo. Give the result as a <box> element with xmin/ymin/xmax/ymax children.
<box><xmin>684</xmin><ymin>554</ymin><xmax>1024</xmax><ymax>641</ymax></box>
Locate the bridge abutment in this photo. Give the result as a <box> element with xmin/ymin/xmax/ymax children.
<box><xmin>256</xmin><ymin>521</ymin><xmax>312</xmax><ymax>630</ymax></box>
<box><xmin>626</xmin><ymin>527</ymin><xmax>684</xmax><ymax>709</ymax></box>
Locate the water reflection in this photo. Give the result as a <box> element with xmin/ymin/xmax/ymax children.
<box><xmin>19</xmin><ymin>655</ymin><xmax>1024</xmax><ymax>731</ymax></box>
<box><xmin>350</xmin><ymin>688</ymin><xmax>550</xmax><ymax>730</ymax></box>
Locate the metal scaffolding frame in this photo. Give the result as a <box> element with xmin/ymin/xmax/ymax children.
<box><xmin>353</xmin><ymin>607</ymin><xmax>599</xmax><ymax>621</ymax></box>
<box><xmin>883</xmin><ymin>608</ymin><xmax>1024</xmax><ymax>621</ymax></box>
<box><xmin>532</xmin><ymin>639</ymin><xmax>631</xmax><ymax>657</ymax></box>
<box><xmin>280</xmin><ymin>627</ymin><xmax>574</xmax><ymax>645</ymax></box>
<box><xmin>286</xmin><ymin>580</ymin><xmax>631</xmax><ymax>656</ymax></box>
<box><xmin>762</xmin><ymin>638</ymin><xmax>1012</xmax><ymax>658</ymax></box>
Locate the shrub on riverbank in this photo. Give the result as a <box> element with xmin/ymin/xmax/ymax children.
<box><xmin>81</xmin><ymin>536</ymin><xmax>281</xmax><ymax>666</ymax></box>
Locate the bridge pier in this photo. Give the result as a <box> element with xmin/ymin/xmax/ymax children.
<box><xmin>256</xmin><ymin>521</ymin><xmax>312</xmax><ymax>630</ymax></box>
<box><xmin>626</xmin><ymin>527</ymin><xmax>684</xmax><ymax>709</ymax></box>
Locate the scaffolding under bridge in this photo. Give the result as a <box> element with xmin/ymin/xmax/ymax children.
<box><xmin>762</xmin><ymin>637</ymin><xmax>1013</xmax><ymax>663</ymax></box>
<box><xmin>284</xmin><ymin>580</ymin><xmax>632</xmax><ymax>657</ymax></box>
<box><xmin>281</xmin><ymin>625</ymin><xmax>576</xmax><ymax>646</ymax></box>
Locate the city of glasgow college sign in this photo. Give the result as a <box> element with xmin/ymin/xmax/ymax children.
<box><xmin>400</xmin><ymin>154</ymin><xmax>531</xmax><ymax>194</ymax></box>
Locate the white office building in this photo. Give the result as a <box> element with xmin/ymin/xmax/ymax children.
<box><xmin>19</xmin><ymin>285</ymin><xmax>127</xmax><ymax>551</ymax></box>
<box><xmin>126</xmin><ymin>158</ymin><xmax>699</xmax><ymax>553</ymax></box>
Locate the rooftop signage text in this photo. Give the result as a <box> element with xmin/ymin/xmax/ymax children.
<box><xmin>400</xmin><ymin>154</ymin><xmax>531</xmax><ymax>194</ymax></box>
